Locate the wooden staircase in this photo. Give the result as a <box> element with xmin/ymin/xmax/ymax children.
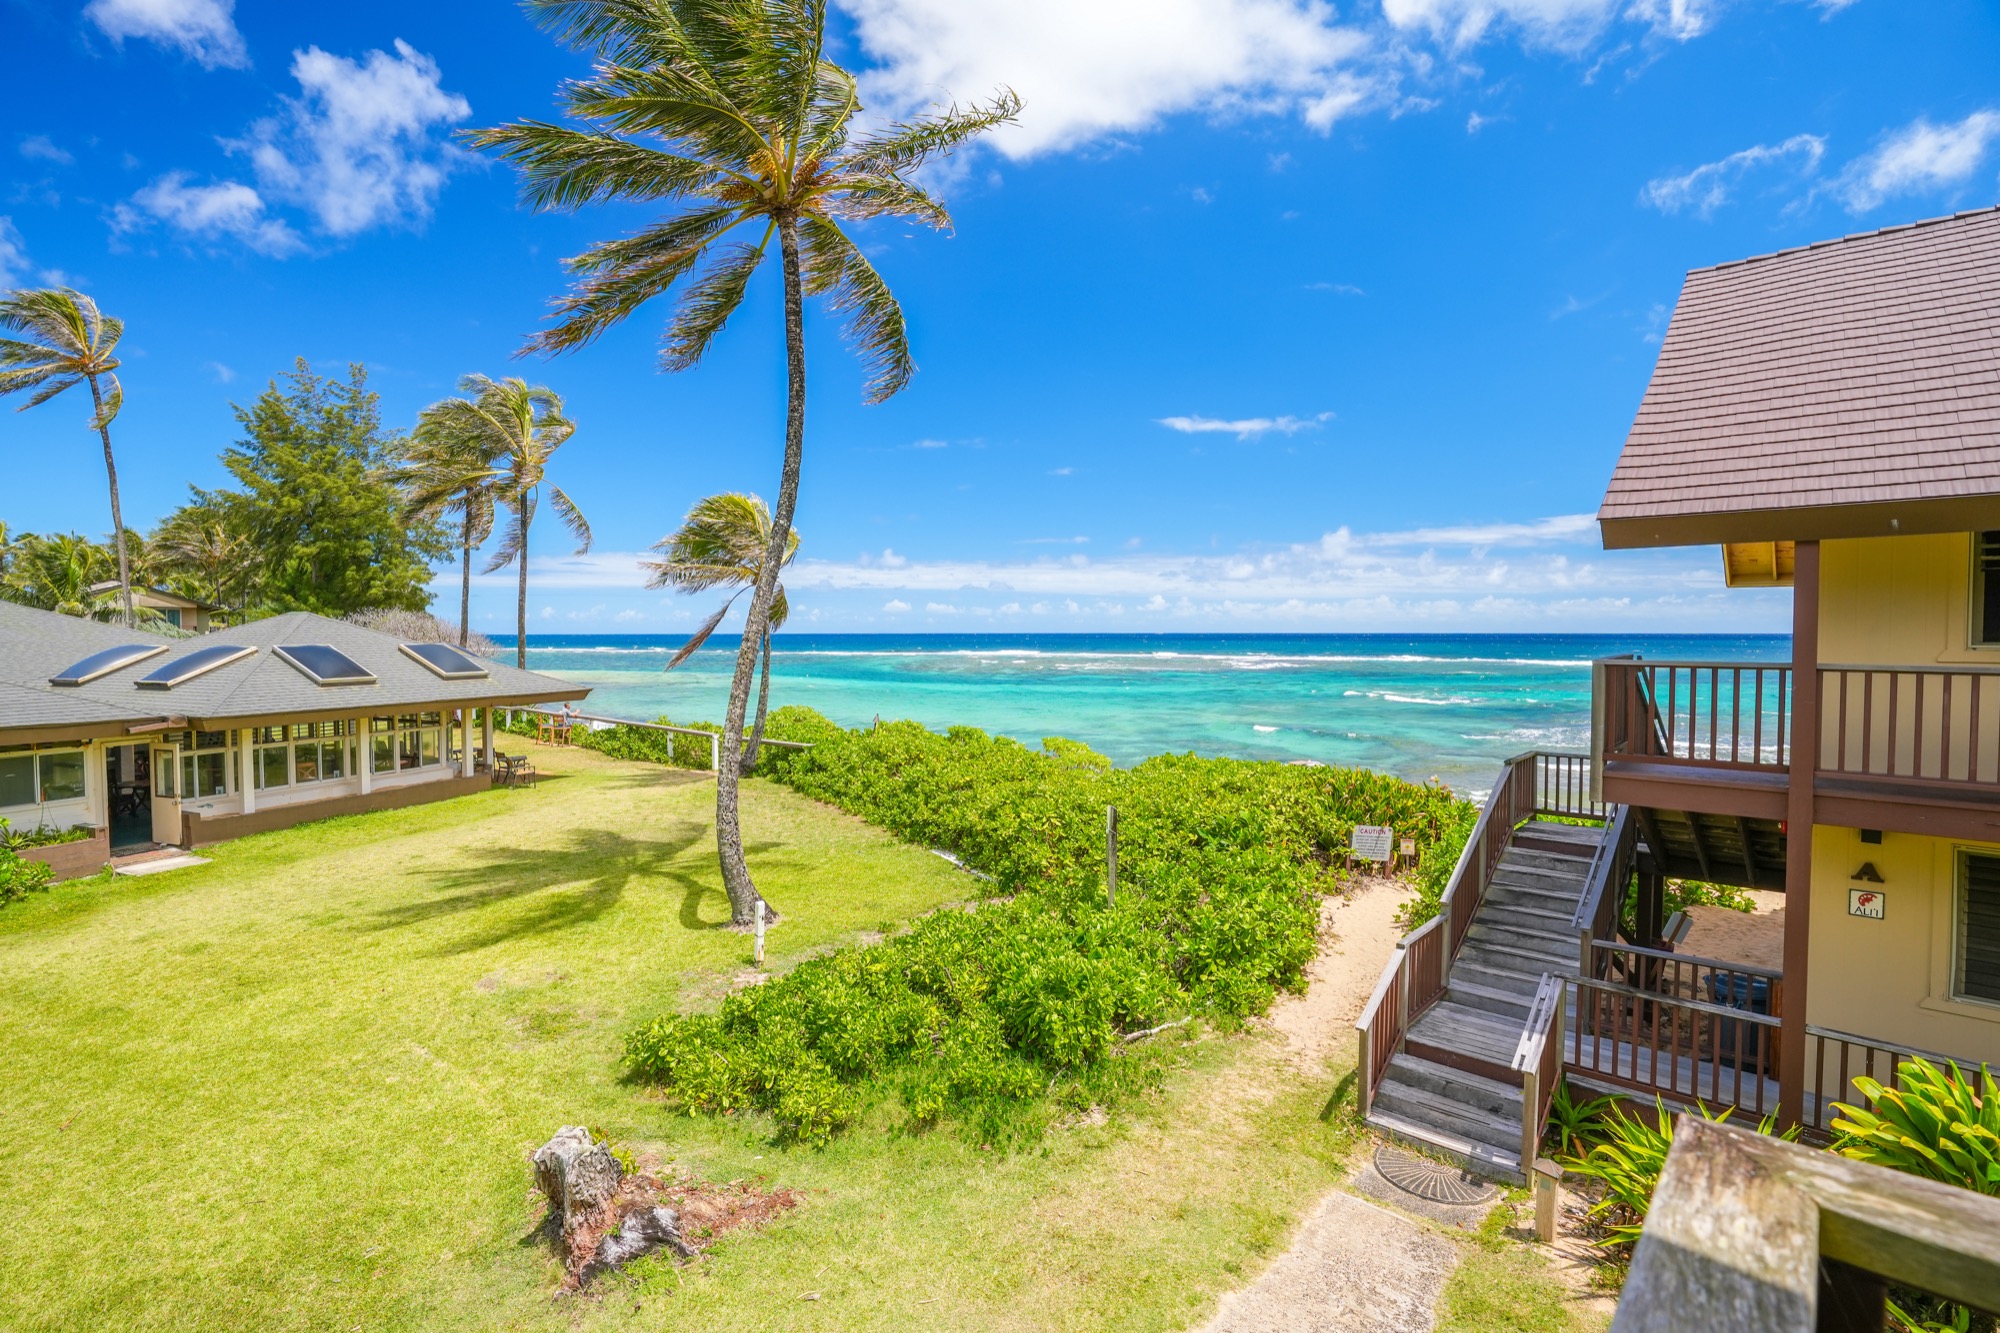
<box><xmin>1366</xmin><ymin>821</ymin><xmax>1599</xmax><ymax>1181</ymax></box>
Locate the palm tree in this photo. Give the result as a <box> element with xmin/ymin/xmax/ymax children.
<box><xmin>412</xmin><ymin>374</ymin><xmax>590</xmax><ymax>667</ymax></box>
<box><xmin>395</xmin><ymin>410</ymin><xmax>504</xmax><ymax>649</ymax></box>
<box><xmin>0</xmin><ymin>289</ymin><xmax>136</xmax><ymax>626</ymax></box>
<box><xmin>644</xmin><ymin>493</ymin><xmax>798</xmax><ymax>772</ymax></box>
<box><xmin>4</xmin><ymin>532</ymin><xmax>119</xmax><ymax>618</ymax></box>
<box><xmin>152</xmin><ymin>511</ymin><xmax>254</xmax><ymax>612</ymax></box>
<box><xmin>468</xmin><ymin>0</ymin><xmax>1017</xmax><ymax>926</ymax></box>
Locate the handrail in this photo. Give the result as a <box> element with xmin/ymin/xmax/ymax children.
<box><xmin>1579</xmin><ymin>975</ymin><xmax>1783</xmax><ymax>1026</ymax></box>
<box><xmin>509</xmin><ymin>706</ymin><xmax>816</xmax><ymax>774</ymax></box>
<box><xmin>1571</xmin><ymin>804</ymin><xmax>1636</xmax><ymax>974</ymax></box>
<box><xmin>1513</xmin><ymin>973</ymin><xmax>1566</xmax><ymax>1171</ymax></box>
<box><xmin>1596</xmin><ymin>938</ymin><xmax>1784</xmax><ymax>984</ymax></box>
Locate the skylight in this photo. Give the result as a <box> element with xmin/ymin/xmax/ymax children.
<box><xmin>275</xmin><ymin>645</ymin><xmax>376</xmax><ymax>687</ymax></box>
<box><xmin>49</xmin><ymin>643</ymin><xmax>168</xmax><ymax>687</ymax></box>
<box><xmin>399</xmin><ymin>642</ymin><xmax>490</xmax><ymax>680</ymax></box>
<box><xmin>136</xmin><ymin>644</ymin><xmax>256</xmax><ymax>690</ymax></box>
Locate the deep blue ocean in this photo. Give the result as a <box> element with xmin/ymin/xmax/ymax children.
<box><xmin>497</xmin><ymin>633</ymin><xmax>1789</xmax><ymax>793</ymax></box>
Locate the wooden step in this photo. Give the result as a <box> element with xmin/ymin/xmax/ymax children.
<box><xmin>1365</xmin><ymin>1108</ymin><xmax>1525</xmax><ymax>1183</ymax></box>
<box><xmin>1457</xmin><ymin>937</ymin><xmax>1577</xmax><ymax>981</ymax></box>
<box><xmin>1465</xmin><ymin>919</ymin><xmax>1575</xmax><ymax>962</ymax></box>
<box><xmin>1382</xmin><ymin>1051</ymin><xmax>1524</xmax><ymax>1119</ymax></box>
<box><xmin>1408</xmin><ymin>1000</ymin><xmax>1526</xmax><ymax>1068</ymax></box>
<box><xmin>1446</xmin><ymin>976</ymin><xmax>1535</xmax><ymax>1022</ymax></box>
<box><xmin>1477</xmin><ymin>899</ymin><xmax>1577</xmax><ymax>930</ymax></box>
<box><xmin>1450</xmin><ymin>957</ymin><xmax>1545</xmax><ymax>997</ymax></box>
<box><xmin>1374</xmin><ymin>1068</ymin><xmax>1524</xmax><ymax>1157</ymax></box>
<box><xmin>1489</xmin><ymin>863</ymin><xmax>1591</xmax><ymax>894</ymax></box>
<box><xmin>1484</xmin><ymin>881</ymin><xmax>1585</xmax><ymax>913</ymax></box>
<box><xmin>1499</xmin><ymin>847</ymin><xmax>1594</xmax><ymax>873</ymax></box>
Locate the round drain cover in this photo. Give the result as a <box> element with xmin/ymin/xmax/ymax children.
<box><xmin>1373</xmin><ymin>1146</ymin><xmax>1500</xmax><ymax>1206</ymax></box>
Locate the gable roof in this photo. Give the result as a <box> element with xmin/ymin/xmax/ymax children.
<box><xmin>0</xmin><ymin>601</ymin><xmax>587</xmax><ymax>738</ymax></box>
<box><xmin>1599</xmin><ymin>207</ymin><xmax>2000</xmax><ymax>550</ymax></box>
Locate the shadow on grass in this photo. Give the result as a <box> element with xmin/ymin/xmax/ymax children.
<box><xmin>366</xmin><ymin>827</ymin><xmax>715</xmax><ymax>953</ymax></box>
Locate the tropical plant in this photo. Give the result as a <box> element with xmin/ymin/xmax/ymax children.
<box><xmin>1</xmin><ymin>531</ymin><xmax>119</xmax><ymax>618</ymax></box>
<box><xmin>1831</xmin><ymin>1058</ymin><xmax>2000</xmax><ymax>1195</ymax></box>
<box><xmin>1564</xmin><ymin>1098</ymin><xmax>1796</xmax><ymax>1248</ymax></box>
<box><xmin>408</xmin><ymin>374</ymin><xmax>590</xmax><ymax>669</ymax></box>
<box><xmin>343</xmin><ymin>608</ymin><xmax>502</xmax><ymax>659</ymax></box>
<box><xmin>1543</xmin><ymin>1079</ymin><xmax>1618</xmax><ymax>1158</ymax></box>
<box><xmin>150</xmin><ymin>507</ymin><xmax>255</xmax><ymax>612</ymax></box>
<box><xmin>0</xmin><ymin>288</ymin><xmax>135</xmax><ymax>625</ymax></box>
<box><xmin>397</xmin><ymin>399</ymin><xmax>506</xmax><ymax>648</ymax></box>
<box><xmin>643</xmin><ymin>493</ymin><xmax>798</xmax><ymax>771</ymax></box>
<box><xmin>0</xmin><ymin>818</ymin><xmax>57</xmax><ymax>907</ymax></box>
<box><xmin>468</xmin><ymin>0</ymin><xmax>1019</xmax><ymax>927</ymax></box>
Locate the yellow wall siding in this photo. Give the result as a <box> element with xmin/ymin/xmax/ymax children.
<box><xmin>1807</xmin><ymin>823</ymin><xmax>2000</xmax><ymax>1068</ymax></box>
<box><xmin>1817</xmin><ymin>533</ymin><xmax>1983</xmax><ymax>666</ymax></box>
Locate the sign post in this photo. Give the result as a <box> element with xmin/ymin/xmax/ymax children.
<box><xmin>1351</xmin><ymin>825</ymin><xmax>1394</xmax><ymax>871</ymax></box>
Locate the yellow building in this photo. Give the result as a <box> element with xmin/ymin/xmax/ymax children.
<box><xmin>1358</xmin><ymin>208</ymin><xmax>2000</xmax><ymax>1178</ymax></box>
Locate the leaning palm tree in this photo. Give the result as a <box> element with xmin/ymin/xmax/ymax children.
<box><xmin>0</xmin><ymin>289</ymin><xmax>136</xmax><ymax>625</ymax></box>
<box><xmin>152</xmin><ymin>512</ymin><xmax>254</xmax><ymax>612</ymax></box>
<box><xmin>414</xmin><ymin>374</ymin><xmax>590</xmax><ymax>667</ymax></box>
<box><xmin>395</xmin><ymin>411</ymin><xmax>504</xmax><ymax>649</ymax></box>
<box><xmin>467</xmin><ymin>0</ymin><xmax>1017</xmax><ymax>926</ymax></box>
<box><xmin>643</xmin><ymin>493</ymin><xmax>798</xmax><ymax>771</ymax></box>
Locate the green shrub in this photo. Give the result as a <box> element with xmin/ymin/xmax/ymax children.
<box><xmin>621</xmin><ymin>709</ymin><xmax>1475</xmax><ymax>1143</ymax></box>
<box><xmin>0</xmin><ymin>819</ymin><xmax>57</xmax><ymax>907</ymax></box>
<box><xmin>0</xmin><ymin>821</ymin><xmax>95</xmax><ymax>851</ymax></box>
<box><xmin>1831</xmin><ymin>1058</ymin><xmax>2000</xmax><ymax>1196</ymax></box>
<box><xmin>1563</xmin><ymin>1099</ymin><xmax>1793</xmax><ymax>1248</ymax></box>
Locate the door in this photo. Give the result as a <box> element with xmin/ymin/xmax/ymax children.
<box><xmin>150</xmin><ymin>745</ymin><xmax>182</xmax><ymax>847</ymax></box>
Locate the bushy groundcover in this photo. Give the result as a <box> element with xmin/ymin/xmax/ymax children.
<box><xmin>612</xmin><ymin>708</ymin><xmax>1473</xmax><ymax>1143</ymax></box>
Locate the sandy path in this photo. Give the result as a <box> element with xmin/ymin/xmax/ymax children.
<box><xmin>1202</xmin><ymin>877</ymin><xmax>1467</xmax><ymax>1332</ymax></box>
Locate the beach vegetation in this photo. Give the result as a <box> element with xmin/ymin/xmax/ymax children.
<box><xmin>643</xmin><ymin>492</ymin><xmax>799</xmax><ymax>771</ymax></box>
<box><xmin>0</xmin><ymin>288</ymin><xmax>137</xmax><ymax>626</ymax></box>
<box><xmin>468</xmin><ymin>0</ymin><xmax>1019</xmax><ymax>928</ymax></box>
<box><xmin>622</xmin><ymin>708</ymin><xmax>1471</xmax><ymax>1144</ymax></box>
<box><xmin>0</xmin><ymin>529</ymin><xmax>122</xmax><ymax>619</ymax></box>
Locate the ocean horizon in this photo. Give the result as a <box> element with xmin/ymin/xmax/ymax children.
<box><xmin>496</xmin><ymin>631</ymin><xmax>1791</xmax><ymax>794</ymax></box>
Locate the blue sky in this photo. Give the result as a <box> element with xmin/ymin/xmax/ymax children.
<box><xmin>2</xmin><ymin>0</ymin><xmax>1996</xmax><ymax>637</ymax></box>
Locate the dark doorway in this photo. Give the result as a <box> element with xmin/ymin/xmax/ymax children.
<box><xmin>105</xmin><ymin>745</ymin><xmax>153</xmax><ymax>851</ymax></box>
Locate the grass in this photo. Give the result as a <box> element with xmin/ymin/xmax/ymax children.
<box><xmin>1433</xmin><ymin>1201</ymin><xmax>1611</xmax><ymax>1333</ymax></box>
<box><xmin>0</xmin><ymin>743</ymin><xmax>1375</xmax><ymax>1332</ymax></box>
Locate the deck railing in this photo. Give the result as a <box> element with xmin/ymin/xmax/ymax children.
<box><xmin>1588</xmin><ymin>940</ymin><xmax>1784</xmax><ymax>1018</ymax></box>
<box><xmin>1596</xmin><ymin>657</ymin><xmax>2000</xmax><ymax>797</ymax></box>
<box><xmin>1529</xmin><ymin>751</ymin><xmax>1605</xmax><ymax>820</ymax></box>
<box><xmin>1515</xmin><ymin>974</ymin><xmax>1566</xmax><ymax>1169</ymax></box>
<box><xmin>1356</xmin><ymin>919</ymin><xmax>1427</xmax><ymax>1116</ymax></box>
<box><xmin>1570</xmin><ymin>804</ymin><xmax>1637</xmax><ymax>974</ymax></box>
<box><xmin>1801</xmin><ymin>1024</ymin><xmax>1972</xmax><ymax>1136</ymax></box>
<box><xmin>1567</xmin><ymin>973</ymin><xmax>1783</xmax><ymax>1119</ymax></box>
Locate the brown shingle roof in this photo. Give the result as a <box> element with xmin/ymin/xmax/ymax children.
<box><xmin>1598</xmin><ymin>206</ymin><xmax>2000</xmax><ymax>549</ymax></box>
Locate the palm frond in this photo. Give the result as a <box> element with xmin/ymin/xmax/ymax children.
<box><xmin>823</xmin><ymin>171</ymin><xmax>953</xmax><ymax>230</ymax></box>
<box><xmin>662</xmin><ymin>234</ymin><xmax>771</xmax><ymax>372</ymax></box>
<box><xmin>14</xmin><ymin>373</ymin><xmax>81</xmax><ymax>410</ymax></box>
<box><xmin>459</xmin><ymin>121</ymin><xmax>734</xmax><ymax>210</ymax></box>
<box><xmin>666</xmin><ymin>597</ymin><xmax>736</xmax><ymax>668</ymax></box>
<box><xmin>799</xmin><ymin>215</ymin><xmax>911</xmax><ymax>402</ymax></box>
<box><xmin>532</xmin><ymin>206</ymin><xmax>747</xmax><ymax>355</ymax></box>
<box><xmin>844</xmin><ymin>89</ymin><xmax>1023</xmax><ymax>175</ymax></box>
<box><xmin>547</xmin><ymin>484</ymin><xmax>593</xmax><ymax>553</ymax></box>
<box><xmin>89</xmin><ymin>373</ymin><xmax>122</xmax><ymax>428</ymax></box>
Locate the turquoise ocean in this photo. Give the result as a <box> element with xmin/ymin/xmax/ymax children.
<box><xmin>503</xmin><ymin>633</ymin><xmax>1789</xmax><ymax>794</ymax></box>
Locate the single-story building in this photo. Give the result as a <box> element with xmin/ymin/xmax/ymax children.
<box><xmin>0</xmin><ymin>600</ymin><xmax>587</xmax><ymax>865</ymax></box>
<box><xmin>87</xmin><ymin>583</ymin><xmax>223</xmax><ymax>632</ymax></box>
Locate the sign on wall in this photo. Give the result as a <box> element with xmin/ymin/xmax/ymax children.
<box><xmin>1848</xmin><ymin>888</ymin><xmax>1886</xmax><ymax>920</ymax></box>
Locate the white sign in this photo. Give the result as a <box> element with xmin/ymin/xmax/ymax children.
<box><xmin>1352</xmin><ymin>825</ymin><xmax>1394</xmax><ymax>863</ymax></box>
<box><xmin>1848</xmin><ymin>888</ymin><xmax>1886</xmax><ymax>920</ymax></box>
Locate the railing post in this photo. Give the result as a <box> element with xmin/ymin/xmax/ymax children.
<box><xmin>1357</xmin><ymin>1025</ymin><xmax>1373</xmax><ymax>1117</ymax></box>
<box><xmin>710</xmin><ymin>730</ymin><xmax>720</xmax><ymax>775</ymax></box>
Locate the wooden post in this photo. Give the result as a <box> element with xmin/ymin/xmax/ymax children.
<box><xmin>357</xmin><ymin>717</ymin><xmax>373</xmax><ymax>796</ymax></box>
<box><xmin>754</xmin><ymin>899</ymin><xmax>766</xmax><ymax>966</ymax></box>
<box><xmin>1106</xmin><ymin>805</ymin><xmax>1118</xmax><ymax>908</ymax></box>
<box><xmin>710</xmin><ymin>730</ymin><xmax>721</xmax><ymax>776</ymax></box>
<box><xmin>239</xmin><ymin>728</ymin><xmax>256</xmax><ymax>814</ymax></box>
<box><xmin>1780</xmin><ymin>540</ymin><xmax>1819</xmax><ymax>1129</ymax></box>
<box><xmin>1532</xmin><ymin>1158</ymin><xmax>1562</xmax><ymax>1243</ymax></box>
<box><xmin>481</xmin><ymin>709</ymin><xmax>495</xmax><ymax>774</ymax></box>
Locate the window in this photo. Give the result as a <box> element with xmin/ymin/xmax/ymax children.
<box><xmin>1977</xmin><ymin>533</ymin><xmax>2000</xmax><ymax>646</ymax></box>
<box><xmin>1960</xmin><ymin>853</ymin><xmax>2000</xmax><ymax>1004</ymax></box>
<box><xmin>255</xmin><ymin>722</ymin><xmax>349</xmax><ymax>789</ymax></box>
<box><xmin>275</xmin><ymin>645</ymin><xmax>375</xmax><ymax>686</ymax></box>
<box><xmin>371</xmin><ymin>713</ymin><xmax>442</xmax><ymax>773</ymax></box>
<box><xmin>0</xmin><ymin>751</ymin><xmax>35</xmax><ymax>807</ymax></box>
<box><xmin>0</xmin><ymin>748</ymin><xmax>86</xmax><ymax>809</ymax></box>
<box><xmin>180</xmin><ymin>752</ymin><xmax>228</xmax><ymax>799</ymax></box>
<box><xmin>168</xmin><ymin>732</ymin><xmax>234</xmax><ymax>801</ymax></box>
<box><xmin>400</xmin><ymin>641</ymin><xmax>488</xmax><ymax>680</ymax></box>
<box><xmin>136</xmin><ymin>644</ymin><xmax>255</xmax><ymax>689</ymax></box>
<box><xmin>48</xmin><ymin>643</ymin><xmax>166</xmax><ymax>687</ymax></box>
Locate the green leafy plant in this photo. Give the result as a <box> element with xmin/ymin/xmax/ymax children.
<box><xmin>1831</xmin><ymin>1058</ymin><xmax>2000</xmax><ymax>1195</ymax></box>
<box><xmin>1543</xmin><ymin>1079</ymin><xmax>1618</xmax><ymax>1158</ymax></box>
<box><xmin>0</xmin><ymin>818</ymin><xmax>58</xmax><ymax>906</ymax></box>
<box><xmin>1564</xmin><ymin>1099</ymin><xmax>1795</xmax><ymax>1248</ymax></box>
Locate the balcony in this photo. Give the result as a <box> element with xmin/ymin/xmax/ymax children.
<box><xmin>1594</xmin><ymin>657</ymin><xmax>2000</xmax><ymax>840</ymax></box>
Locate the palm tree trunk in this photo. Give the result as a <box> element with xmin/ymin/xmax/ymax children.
<box><xmin>743</xmin><ymin>626</ymin><xmax>772</xmax><ymax>774</ymax></box>
<box><xmin>458</xmin><ymin>504</ymin><xmax>474</xmax><ymax>649</ymax></box>
<box><xmin>515</xmin><ymin>503</ymin><xmax>529</xmax><ymax>670</ymax></box>
<box><xmin>716</xmin><ymin>214</ymin><xmax>807</xmax><ymax>927</ymax></box>
<box><xmin>86</xmin><ymin>375</ymin><xmax>134</xmax><ymax>628</ymax></box>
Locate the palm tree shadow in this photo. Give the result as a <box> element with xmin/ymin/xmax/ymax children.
<box><xmin>365</xmin><ymin>826</ymin><xmax>715</xmax><ymax>954</ymax></box>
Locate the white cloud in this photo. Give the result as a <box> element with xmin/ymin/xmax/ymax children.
<box><xmin>842</xmin><ymin>0</ymin><xmax>1379</xmax><ymax>157</ymax></box>
<box><xmin>204</xmin><ymin>360</ymin><xmax>235</xmax><ymax>383</ymax></box>
<box><xmin>114</xmin><ymin>173</ymin><xmax>303</xmax><ymax>255</ymax></box>
<box><xmin>912</xmin><ymin>437</ymin><xmax>949</xmax><ymax>448</ymax></box>
<box><xmin>883</xmin><ymin>599</ymin><xmax>912</xmax><ymax>612</ymax></box>
<box><xmin>925</xmin><ymin>601</ymin><xmax>960</xmax><ymax>613</ymax></box>
<box><xmin>1833</xmin><ymin>110</ymin><xmax>2000</xmax><ymax>213</ymax></box>
<box><xmin>1158</xmin><ymin>411</ymin><xmax>1333</xmax><ymax>440</ymax></box>
<box><xmin>19</xmin><ymin>136</ymin><xmax>73</xmax><ymax>165</ymax></box>
<box><xmin>1049</xmin><ymin>466</ymin><xmax>1074</xmax><ymax>476</ymax></box>
<box><xmin>1305</xmin><ymin>281</ymin><xmax>1365</xmax><ymax>294</ymax></box>
<box><xmin>237</xmin><ymin>40</ymin><xmax>471</xmax><ymax>236</ymax></box>
<box><xmin>1641</xmin><ymin>133</ymin><xmax>1825</xmax><ymax>217</ymax></box>
<box><xmin>1360</xmin><ymin>513</ymin><xmax>1597</xmax><ymax>546</ymax></box>
<box><xmin>1380</xmin><ymin>0</ymin><xmax>1698</xmax><ymax>50</ymax></box>
<box><xmin>0</xmin><ymin>218</ymin><xmax>30</xmax><ymax>290</ymax></box>
<box><xmin>86</xmin><ymin>0</ymin><xmax>247</xmax><ymax>69</ymax></box>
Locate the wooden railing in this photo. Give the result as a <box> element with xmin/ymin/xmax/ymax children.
<box><xmin>1801</xmin><ymin>1024</ymin><xmax>1971</xmax><ymax>1136</ymax></box>
<box><xmin>1529</xmin><ymin>751</ymin><xmax>1605</xmax><ymax>820</ymax></box>
<box><xmin>1596</xmin><ymin>659</ymin><xmax>1790</xmax><ymax>771</ymax></box>
<box><xmin>1514</xmin><ymin>974</ymin><xmax>1566</xmax><ymax>1169</ymax></box>
<box><xmin>1820</xmin><ymin>663</ymin><xmax>2000</xmax><ymax>790</ymax></box>
<box><xmin>1568</xmin><ymin>974</ymin><xmax>1783</xmax><ymax>1119</ymax></box>
<box><xmin>1588</xmin><ymin>940</ymin><xmax>1783</xmax><ymax>1019</ymax></box>
<box><xmin>1597</xmin><ymin>657</ymin><xmax>2000</xmax><ymax>797</ymax></box>
<box><xmin>1357</xmin><ymin>750</ymin><xmax>1565</xmax><ymax>1114</ymax></box>
<box><xmin>1570</xmin><ymin>804</ymin><xmax>1636</xmax><ymax>974</ymax></box>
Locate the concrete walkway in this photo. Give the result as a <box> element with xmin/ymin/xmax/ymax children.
<box><xmin>1199</xmin><ymin>1190</ymin><xmax>1459</xmax><ymax>1333</ymax></box>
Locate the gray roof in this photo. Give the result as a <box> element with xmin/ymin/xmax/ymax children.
<box><xmin>0</xmin><ymin>601</ymin><xmax>586</xmax><ymax>737</ymax></box>
<box><xmin>1599</xmin><ymin>207</ymin><xmax>2000</xmax><ymax>549</ymax></box>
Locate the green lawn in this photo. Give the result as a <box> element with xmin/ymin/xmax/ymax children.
<box><xmin>0</xmin><ymin>744</ymin><xmax>1600</xmax><ymax>1332</ymax></box>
